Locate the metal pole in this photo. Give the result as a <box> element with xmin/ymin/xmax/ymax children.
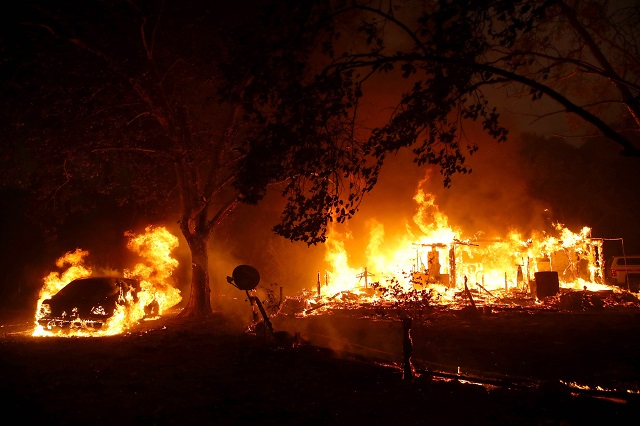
<box><xmin>402</xmin><ymin>317</ymin><xmax>414</xmax><ymax>381</ymax></box>
<box><xmin>449</xmin><ymin>246</ymin><xmax>456</xmax><ymax>289</ymax></box>
<box><xmin>246</xmin><ymin>290</ymin><xmax>273</xmax><ymax>335</ymax></box>
<box><xmin>245</xmin><ymin>290</ymin><xmax>259</xmax><ymax>322</ymax></box>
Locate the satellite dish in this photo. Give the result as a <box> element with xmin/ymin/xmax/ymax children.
<box><xmin>231</xmin><ymin>265</ymin><xmax>260</xmax><ymax>290</ymax></box>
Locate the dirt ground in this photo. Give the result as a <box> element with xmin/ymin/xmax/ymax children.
<box><xmin>1</xmin><ymin>304</ymin><xmax>640</xmax><ymax>425</ymax></box>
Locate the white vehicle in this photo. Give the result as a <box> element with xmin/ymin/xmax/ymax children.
<box><xmin>604</xmin><ymin>256</ymin><xmax>640</xmax><ymax>291</ymax></box>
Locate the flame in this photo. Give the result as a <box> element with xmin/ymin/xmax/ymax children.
<box><xmin>33</xmin><ymin>249</ymin><xmax>94</xmax><ymax>330</ymax></box>
<box><xmin>314</xmin><ymin>185</ymin><xmax>617</xmax><ymax>310</ymax></box>
<box><xmin>123</xmin><ymin>225</ymin><xmax>182</xmax><ymax>316</ymax></box>
<box><xmin>33</xmin><ymin>225</ymin><xmax>181</xmax><ymax>337</ymax></box>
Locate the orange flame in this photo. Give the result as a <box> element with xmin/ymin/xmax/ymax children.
<box><xmin>33</xmin><ymin>225</ymin><xmax>181</xmax><ymax>337</ymax></box>
<box><xmin>33</xmin><ymin>249</ymin><xmax>94</xmax><ymax>329</ymax></box>
<box><xmin>317</xmin><ymin>188</ymin><xmax>612</xmax><ymax>307</ymax></box>
<box><xmin>123</xmin><ymin>225</ymin><xmax>181</xmax><ymax>316</ymax></box>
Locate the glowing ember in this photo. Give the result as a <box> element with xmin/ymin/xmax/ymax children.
<box><xmin>311</xmin><ymin>180</ymin><xmax>622</xmax><ymax>312</ymax></box>
<box><xmin>33</xmin><ymin>225</ymin><xmax>181</xmax><ymax>337</ymax></box>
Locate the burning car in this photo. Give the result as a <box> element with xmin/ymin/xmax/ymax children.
<box><xmin>37</xmin><ymin>276</ymin><xmax>155</xmax><ymax>331</ymax></box>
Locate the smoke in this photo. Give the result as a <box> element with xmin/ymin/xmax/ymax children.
<box><xmin>213</xmin><ymin>129</ymin><xmax>560</xmax><ymax>303</ymax></box>
<box><xmin>271</xmin><ymin>315</ymin><xmax>405</xmax><ymax>364</ymax></box>
<box><xmin>321</xmin><ymin>135</ymin><xmax>550</xmax><ymax>259</ymax></box>
<box><xmin>209</xmin><ymin>199</ymin><xmax>325</xmax><ymax>322</ymax></box>
<box><xmin>428</xmin><ymin>133</ymin><xmax>552</xmax><ymax>239</ymax></box>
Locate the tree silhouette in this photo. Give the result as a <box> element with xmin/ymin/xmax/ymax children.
<box><xmin>4</xmin><ymin>0</ymin><xmax>640</xmax><ymax>319</ymax></box>
<box><xmin>223</xmin><ymin>0</ymin><xmax>640</xmax><ymax>242</ymax></box>
<box><xmin>1</xmin><ymin>0</ymin><xmax>259</xmax><ymax>318</ymax></box>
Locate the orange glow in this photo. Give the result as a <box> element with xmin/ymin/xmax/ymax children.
<box><xmin>314</xmin><ymin>181</ymin><xmax>613</xmax><ymax>310</ymax></box>
<box><xmin>123</xmin><ymin>225</ymin><xmax>182</xmax><ymax>317</ymax></box>
<box><xmin>38</xmin><ymin>248</ymin><xmax>94</xmax><ymax>303</ymax></box>
<box><xmin>33</xmin><ymin>225</ymin><xmax>181</xmax><ymax>337</ymax></box>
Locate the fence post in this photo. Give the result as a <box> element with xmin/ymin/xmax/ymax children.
<box><xmin>403</xmin><ymin>317</ymin><xmax>414</xmax><ymax>381</ymax></box>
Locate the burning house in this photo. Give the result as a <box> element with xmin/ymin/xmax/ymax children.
<box><xmin>293</xmin><ymin>187</ymin><xmax>623</xmax><ymax>317</ymax></box>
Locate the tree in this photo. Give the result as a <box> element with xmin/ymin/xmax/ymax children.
<box><xmin>505</xmin><ymin>0</ymin><xmax>640</xmax><ymax>148</ymax></box>
<box><xmin>222</xmin><ymin>0</ymin><xmax>640</xmax><ymax>244</ymax></box>
<box><xmin>4</xmin><ymin>0</ymin><xmax>639</xmax><ymax>319</ymax></box>
<box><xmin>1</xmin><ymin>0</ymin><xmax>257</xmax><ymax>318</ymax></box>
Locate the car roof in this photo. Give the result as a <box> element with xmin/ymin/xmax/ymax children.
<box><xmin>52</xmin><ymin>277</ymin><xmax>137</xmax><ymax>299</ymax></box>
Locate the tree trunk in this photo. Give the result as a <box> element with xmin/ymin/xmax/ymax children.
<box><xmin>179</xmin><ymin>231</ymin><xmax>213</xmax><ymax>318</ymax></box>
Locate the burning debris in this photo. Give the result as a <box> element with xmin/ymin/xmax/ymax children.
<box><xmin>279</xmin><ymin>189</ymin><xmax>639</xmax><ymax>318</ymax></box>
<box><xmin>33</xmin><ymin>225</ymin><xmax>181</xmax><ymax>337</ymax></box>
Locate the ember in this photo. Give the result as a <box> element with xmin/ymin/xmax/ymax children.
<box><xmin>295</xmin><ymin>179</ymin><xmax>633</xmax><ymax>317</ymax></box>
<box><xmin>33</xmin><ymin>225</ymin><xmax>181</xmax><ymax>337</ymax></box>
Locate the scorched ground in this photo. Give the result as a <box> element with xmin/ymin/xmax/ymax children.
<box><xmin>1</xmin><ymin>305</ymin><xmax>639</xmax><ymax>425</ymax></box>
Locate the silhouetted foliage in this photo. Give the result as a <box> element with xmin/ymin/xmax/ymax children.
<box><xmin>222</xmin><ymin>0</ymin><xmax>640</xmax><ymax>245</ymax></box>
<box><xmin>3</xmin><ymin>0</ymin><xmax>640</xmax><ymax>316</ymax></box>
<box><xmin>0</xmin><ymin>0</ymin><xmax>255</xmax><ymax>318</ymax></box>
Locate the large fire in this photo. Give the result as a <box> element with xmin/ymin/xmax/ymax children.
<box><xmin>307</xmin><ymin>179</ymin><xmax>621</xmax><ymax>313</ymax></box>
<box><xmin>33</xmin><ymin>225</ymin><xmax>181</xmax><ymax>337</ymax></box>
